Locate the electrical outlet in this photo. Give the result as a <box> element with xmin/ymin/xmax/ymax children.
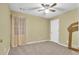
<box><xmin>0</xmin><ymin>39</ymin><xmax>3</xmax><ymax>43</ymax></box>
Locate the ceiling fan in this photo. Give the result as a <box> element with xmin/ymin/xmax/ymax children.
<box><xmin>20</xmin><ymin>3</ymin><xmax>64</xmax><ymax>14</ymax></box>
<box><xmin>38</xmin><ymin>3</ymin><xmax>57</xmax><ymax>13</ymax></box>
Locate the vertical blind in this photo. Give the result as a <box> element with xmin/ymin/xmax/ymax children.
<box><xmin>11</xmin><ymin>15</ymin><xmax>26</xmax><ymax>47</ymax></box>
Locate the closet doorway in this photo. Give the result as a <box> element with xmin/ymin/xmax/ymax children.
<box><xmin>50</xmin><ymin>19</ymin><xmax>59</xmax><ymax>43</ymax></box>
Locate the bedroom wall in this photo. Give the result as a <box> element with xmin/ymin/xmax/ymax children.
<box><xmin>11</xmin><ymin>11</ymin><xmax>50</xmax><ymax>43</ymax></box>
<box><xmin>0</xmin><ymin>4</ymin><xmax>10</xmax><ymax>54</ymax></box>
<box><xmin>50</xmin><ymin>8</ymin><xmax>78</xmax><ymax>46</ymax></box>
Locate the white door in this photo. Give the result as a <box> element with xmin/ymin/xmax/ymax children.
<box><xmin>50</xmin><ymin>19</ymin><xmax>59</xmax><ymax>43</ymax></box>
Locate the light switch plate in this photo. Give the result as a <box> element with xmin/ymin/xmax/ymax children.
<box><xmin>0</xmin><ymin>39</ymin><xmax>3</xmax><ymax>43</ymax></box>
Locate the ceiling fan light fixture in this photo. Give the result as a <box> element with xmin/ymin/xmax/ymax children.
<box><xmin>45</xmin><ymin>9</ymin><xmax>50</xmax><ymax>13</ymax></box>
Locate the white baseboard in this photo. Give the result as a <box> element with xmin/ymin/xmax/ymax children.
<box><xmin>6</xmin><ymin>47</ymin><xmax>10</xmax><ymax>55</ymax></box>
<box><xmin>50</xmin><ymin>40</ymin><xmax>68</xmax><ymax>47</ymax></box>
<box><xmin>26</xmin><ymin>40</ymin><xmax>49</xmax><ymax>45</ymax></box>
<box><xmin>26</xmin><ymin>40</ymin><xmax>68</xmax><ymax>47</ymax></box>
<box><xmin>57</xmin><ymin>42</ymin><xmax>68</xmax><ymax>47</ymax></box>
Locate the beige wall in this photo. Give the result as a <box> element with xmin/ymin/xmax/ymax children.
<box><xmin>0</xmin><ymin>4</ymin><xmax>10</xmax><ymax>54</ymax></box>
<box><xmin>51</xmin><ymin>9</ymin><xmax>78</xmax><ymax>46</ymax></box>
<box><xmin>11</xmin><ymin>11</ymin><xmax>50</xmax><ymax>43</ymax></box>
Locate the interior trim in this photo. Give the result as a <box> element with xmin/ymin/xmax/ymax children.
<box><xmin>26</xmin><ymin>40</ymin><xmax>49</xmax><ymax>45</ymax></box>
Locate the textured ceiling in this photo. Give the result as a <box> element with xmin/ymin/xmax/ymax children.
<box><xmin>9</xmin><ymin>3</ymin><xmax>78</xmax><ymax>19</ymax></box>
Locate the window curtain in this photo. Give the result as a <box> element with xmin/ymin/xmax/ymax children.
<box><xmin>11</xmin><ymin>14</ymin><xmax>26</xmax><ymax>47</ymax></box>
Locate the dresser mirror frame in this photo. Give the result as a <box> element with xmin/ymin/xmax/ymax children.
<box><xmin>68</xmin><ymin>22</ymin><xmax>79</xmax><ymax>51</ymax></box>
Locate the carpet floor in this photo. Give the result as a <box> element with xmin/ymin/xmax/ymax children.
<box><xmin>8</xmin><ymin>41</ymin><xmax>79</xmax><ymax>55</ymax></box>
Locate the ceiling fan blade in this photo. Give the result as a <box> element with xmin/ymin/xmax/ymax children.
<box><xmin>50</xmin><ymin>3</ymin><xmax>57</xmax><ymax>7</ymax></box>
<box><xmin>38</xmin><ymin>9</ymin><xmax>45</xmax><ymax>12</ymax></box>
<box><xmin>41</xmin><ymin>4</ymin><xmax>46</xmax><ymax>8</ymax></box>
<box><xmin>50</xmin><ymin>9</ymin><xmax>56</xmax><ymax>12</ymax></box>
<box><xmin>54</xmin><ymin>7</ymin><xmax>65</xmax><ymax>11</ymax></box>
<box><xmin>26</xmin><ymin>7</ymin><xmax>41</xmax><ymax>10</ymax></box>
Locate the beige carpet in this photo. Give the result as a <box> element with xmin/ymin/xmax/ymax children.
<box><xmin>8</xmin><ymin>41</ymin><xmax>79</xmax><ymax>55</ymax></box>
